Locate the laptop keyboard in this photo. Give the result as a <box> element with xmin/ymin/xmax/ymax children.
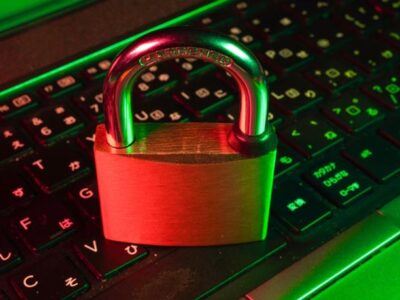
<box><xmin>1</xmin><ymin>0</ymin><xmax>400</xmax><ymax>299</ymax></box>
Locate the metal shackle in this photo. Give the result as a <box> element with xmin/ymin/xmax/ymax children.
<box><xmin>103</xmin><ymin>28</ymin><xmax>272</xmax><ymax>154</ymax></box>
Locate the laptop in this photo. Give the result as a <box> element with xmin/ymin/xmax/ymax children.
<box><xmin>1</xmin><ymin>0</ymin><xmax>400</xmax><ymax>299</ymax></box>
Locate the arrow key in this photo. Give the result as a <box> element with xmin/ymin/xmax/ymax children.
<box><xmin>74</xmin><ymin>233</ymin><xmax>147</xmax><ymax>279</ymax></box>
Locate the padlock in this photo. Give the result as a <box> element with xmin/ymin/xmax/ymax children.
<box><xmin>94</xmin><ymin>28</ymin><xmax>277</xmax><ymax>246</ymax></box>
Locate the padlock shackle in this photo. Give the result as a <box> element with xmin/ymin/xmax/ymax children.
<box><xmin>103</xmin><ymin>28</ymin><xmax>270</xmax><ymax>150</ymax></box>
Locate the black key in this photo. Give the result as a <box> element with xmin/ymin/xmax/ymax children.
<box><xmin>82</xmin><ymin>58</ymin><xmax>112</xmax><ymax>80</ymax></box>
<box><xmin>232</xmin><ymin>0</ymin><xmax>265</xmax><ymax>17</ymax></box>
<box><xmin>39</xmin><ymin>75</ymin><xmax>82</xmax><ymax>98</ymax></box>
<box><xmin>258</xmin><ymin>37</ymin><xmax>314</xmax><ymax>75</ymax></box>
<box><xmin>379</xmin><ymin>119</ymin><xmax>400</xmax><ymax>147</ymax></box>
<box><xmin>0</xmin><ymin>126</ymin><xmax>32</xmax><ymax>162</ymax></box>
<box><xmin>337</xmin><ymin>2</ymin><xmax>384</xmax><ymax>34</ymax></box>
<box><xmin>283</xmin><ymin>0</ymin><xmax>333</xmax><ymax>24</ymax></box>
<box><xmin>134</xmin><ymin>63</ymin><xmax>180</xmax><ymax>98</ymax></box>
<box><xmin>14</xmin><ymin>199</ymin><xmax>78</xmax><ymax>251</ymax></box>
<box><xmin>172</xmin><ymin>58</ymin><xmax>214</xmax><ymax>79</ymax></box>
<box><xmin>342</xmin><ymin>136</ymin><xmax>400</xmax><ymax>182</ymax></box>
<box><xmin>74</xmin><ymin>233</ymin><xmax>147</xmax><ymax>279</ymax></box>
<box><xmin>11</xmin><ymin>256</ymin><xmax>88</xmax><ymax>300</ymax></box>
<box><xmin>69</xmin><ymin>180</ymin><xmax>100</xmax><ymax>220</ymax></box>
<box><xmin>73</xmin><ymin>86</ymin><xmax>104</xmax><ymax>121</ymax></box>
<box><xmin>0</xmin><ymin>94</ymin><xmax>38</xmax><ymax>119</ymax></box>
<box><xmin>0</xmin><ymin>235</ymin><xmax>21</xmax><ymax>272</ymax></box>
<box><xmin>379</xmin><ymin>23</ymin><xmax>400</xmax><ymax>48</ymax></box>
<box><xmin>322</xmin><ymin>91</ymin><xmax>385</xmax><ymax>132</ymax></box>
<box><xmin>24</xmin><ymin>142</ymin><xmax>90</xmax><ymax>193</ymax></box>
<box><xmin>304</xmin><ymin>158</ymin><xmax>372</xmax><ymax>206</ymax></box>
<box><xmin>216</xmin><ymin>22</ymin><xmax>260</xmax><ymax>48</ymax></box>
<box><xmin>272</xmin><ymin>181</ymin><xmax>331</xmax><ymax>233</ymax></box>
<box><xmin>373</xmin><ymin>0</ymin><xmax>400</xmax><ymax>16</ymax></box>
<box><xmin>247</xmin><ymin>9</ymin><xmax>297</xmax><ymax>41</ymax></box>
<box><xmin>23</xmin><ymin>104</ymin><xmax>84</xmax><ymax>145</ymax></box>
<box><xmin>275</xmin><ymin>145</ymin><xmax>302</xmax><ymax>177</ymax></box>
<box><xmin>343</xmin><ymin>40</ymin><xmax>399</xmax><ymax>73</ymax></box>
<box><xmin>361</xmin><ymin>72</ymin><xmax>400</xmax><ymax>110</ymax></box>
<box><xmin>219</xmin><ymin>102</ymin><xmax>282</xmax><ymax>125</ymax></box>
<box><xmin>134</xmin><ymin>94</ymin><xmax>191</xmax><ymax>123</ymax></box>
<box><xmin>76</xmin><ymin>126</ymin><xmax>96</xmax><ymax>156</ymax></box>
<box><xmin>305</xmin><ymin>58</ymin><xmax>363</xmax><ymax>95</ymax></box>
<box><xmin>0</xmin><ymin>169</ymin><xmax>34</xmax><ymax>214</ymax></box>
<box><xmin>298</xmin><ymin>19</ymin><xmax>351</xmax><ymax>53</ymax></box>
<box><xmin>279</xmin><ymin>117</ymin><xmax>343</xmax><ymax>158</ymax></box>
<box><xmin>173</xmin><ymin>73</ymin><xmax>236</xmax><ymax>118</ymax></box>
<box><xmin>270</xmin><ymin>74</ymin><xmax>324</xmax><ymax>115</ymax></box>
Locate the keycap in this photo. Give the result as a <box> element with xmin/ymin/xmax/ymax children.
<box><xmin>11</xmin><ymin>256</ymin><xmax>88</xmax><ymax>299</ymax></box>
<box><xmin>305</xmin><ymin>58</ymin><xmax>363</xmax><ymax>95</ymax></box>
<box><xmin>322</xmin><ymin>91</ymin><xmax>385</xmax><ymax>132</ymax></box>
<box><xmin>73</xmin><ymin>86</ymin><xmax>104</xmax><ymax>121</ymax></box>
<box><xmin>0</xmin><ymin>126</ymin><xmax>32</xmax><ymax>163</ymax></box>
<box><xmin>343</xmin><ymin>40</ymin><xmax>399</xmax><ymax>73</ymax></box>
<box><xmin>82</xmin><ymin>58</ymin><xmax>112</xmax><ymax>80</ymax></box>
<box><xmin>270</xmin><ymin>74</ymin><xmax>324</xmax><ymax>115</ymax></box>
<box><xmin>134</xmin><ymin>94</ymin><xmax>191</xmax><ymax>123</ymax></box>
<box><xmin>373</xmin><ymin>0</ymin><xmax>400</xmax><ymax>16</ymax></box>
<box><xmin>379</xmin><ymin>118</ymin><xmax>400</xmax><ymax>147</ymax></box>
<box><xmin>279</xmin><ymin>117</ymin><xmax>343</xmax><ymax>158</ymax></box>
<box><xmin>342</xmin><ymin>136</ymin><xmax>400</xmax><ymax>182</ymax></box>
<box><xmin>337</xmin><ymin>2</ymin><xmax>384</xmax><ymax>34</ymax></box>
<box><xmin>379</xmin><ymin>23</ymin><xmax>400</xmax><ymax>48</ymax></box>
<box><xmin>0</xmin><ymin>168</ymin><xmax>34</xmax><ymax>215</ymax></box>
<box><xmin>39</xmin><ymin>75</ymin><xmax>81</xmax><ymax>98</ymax></box>
<box><xmin>14</xmin><ymin>199</ymin><xmax>78</xmax><ymax>251</ymax></box>
<box><xmin>134</xmin><ymin>63</ymin><xmax>180</xmax><ymax>98</ymax></box>
<box><xmin>0</xmin><ymin>234</ymin><xmax>21</xmax><ymax>272</ymax></box>
<box><xmin>258</xmin><ymin>37</ymin><xmax>314</xmax><ymax>75</ymax></box>
<box><xmin>304</xmin><ymin>158</ymin><xmax>372</xmax><ymax>206</ymax></box>
<box><xmin>74</xmin><ymin>233</ymin><xmax>147</xmax><ymax>279</ymax></box>
<box><xmin>0</xmin><ymin>94</ymin><xmax>38</xmax><ymax>119</ymax></box>
<box><xmin>283</xmin><ymin>0</ymin><xmax>333</xmax><ymax>24</ymax></box>
<box><xmin>216</xmin><ymin>22</ymin><xmax>260</xmax><ymax>48</ymax></box>
<box><xmin>361</xmin><ymin>72</ymin><xmax>400</xmax><ymax>110</ymax></box>
<box><xmin>247</xmin><ymin>9</ymin><xmax>297</xmax><ymax>41</ymax></box>
<box><xmin>275</xmin><ymin>145</ymin><xmax>302</xmax><ymax>177</ymax></box>
<box><xmin>173</xmin><ymin>73</ymin><xmax>236</xmax><ymax>118</ymax></box>
<box><xmin>172</xmin><ymin>58</ymin><xmax>214</xmax><ymax>79</ymax></box>
<box><xmin>298</xmin><ymin>19</ymin><xmax>351</xmax><ymax>53</ymax></box>
<box><xmin>232</xmin><ymin>0</ymin><xmax>265</xmax><ymax>17</ymax></box>
<box><xmin>23</xmin><ymin>104</ymin><xmax>85</xmax><ymax>145</ymax></box>
<box><xmin>24</xmin><ymin>142</ymin><xmax>90</xmax><ymax>193</ymax></box>
<box><xmin>272</xmin><ymin>180</ymin><xmax>331</xmax><ymax>233</ymax></box>
<box><xmin>69</xmin><ymin>180</ymin><xmax>100</xmax><ymax>220</ymax></box>
<box><xmin>76</xmin><ymin>126</ymin><xmax>96</xmax><ymax>156</ymax></box>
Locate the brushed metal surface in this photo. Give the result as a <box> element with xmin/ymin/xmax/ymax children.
<box><xmin>94</xmin><ymin>123</ymin><xmax>277</xmax><ymax>246</ymax></box>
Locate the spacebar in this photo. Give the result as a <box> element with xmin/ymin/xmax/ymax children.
<box><xmin>246</xmin><ymin>205</ymin><xmax>400</xmax><ymax>300</ymax></box>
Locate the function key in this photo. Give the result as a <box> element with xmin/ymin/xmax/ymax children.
<box><xmin>305</xmin><ymin>58</ymin><xmax>363</xmax><ymax>95</ymax></box>
<box><xmin>39</xmin><ymin>75</ymin><xmax>81</xmax><ymax>99</ymax></box>
<box><xmin>0</xmin><ymin>126</ymin><xmax>32</xmax><ymax>162</ymax></box>
<box><xmin>304</xmin><ymin>158</ymin><xmax>372</xmax><ymax>206</ymax></box>
<box><xmin>134</xmin><ymin>63</ymin><xmax>180</xmax><ymax>98</ymax></box>
<box><xmin>0</xmin><ymin>94</ymin><xmax>38</xmax><ymax>119</ymax></box>
<box><xmin>23</xmin><ymin>142</ymin><xmax>90</xmax><ymax>193</ymax></box>
<box><xmin>283</xmin><ymin>1</ymin><xmax>333</xmax><ymax>24</ymax></box>
<box><xmin>69</xmin><ymin>180</ymin><xmax>100</xmax><ymax>220</ymax></box>
<box><xmin>82</xmin><ymin>58</ymin><xmax>112</xmax><ymax>80</ymax></box>
<box><xmin>11</xmin><ymin>256</ymin><xmax>88</xmax><ymax>299</ymax></box>
<box><xmin>275</xmin><ymin>145</ymin><xmax>302</xmax><ymax>177</ymax></box>
<box><xmin>342</xmin><ymin>136</ymin><xmax>400</xmax><ymax>182</ymax></box>
<box><xmin>272</xmin><ymin>180</ymin><xmax>331</xmax><ymax>233</ymax></box>
<box><xmin>73</xmin><ymin>86</ymin><xmax>104</xmax><ymax>121</ymax></box>
<box><xmin>361</xmin><ymin>72</ymin><xmax>400</xmax><ymax>110</ymax></box>
<box><xmin>343</xmin><ymin>40</ymin><xmax>399</xmax><ymax>73</ymax></box>
<box><xmin>23</xmin><ymin>104</ymin><xmax>84</xmax><ymax>144</ymax></box>
<box><xmin>0</xmin><ymin>234</ymin><xmax>21</xmax><ymax>272</ymax></box>
<box><xmin>74</xmin><ymin>233</ymin><xmax>147</xmax><ymax>279</ymax></box>
<box><xmin>173</xmin><ymin>72</ymin><xmax>236</xmax><ymax>118</ymax></box>
<box><xmin>270</xmin><ymin>74</ymin><xmax>324</xmax><ymax>115</ymax></box>
<box><xmin>279</xmin><ymin>116</ymin><xmax>343</xmax><ymax>158</ymax></box>
<box><xmin>0</xmin><ymin>168</ymin><xmax>34</xmax><ymax>215</ymax></box>
<box><xmin>322</xmin><ymin>91</ymin><xmax>385</xmax><ymax>132</ymax></box>
<box><xmin>258</xmin><ymin>37</ymin><xmax>314</xmax><ymax>75</ymax></box>
<box><xmin>298</xmin><ymin>18</ymin><xmax>351</xmax><ymax>53</ymax></box>
<box><xmin>14</xmin><ymin>199</ymin><xmax>78</xmax><ymax>251</ymax></box>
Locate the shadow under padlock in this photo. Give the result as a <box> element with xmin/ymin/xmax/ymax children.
<box><xmin>94</xmin><ymin>28</ymin><xmax>277</xmax><ymax>246</ymax></box>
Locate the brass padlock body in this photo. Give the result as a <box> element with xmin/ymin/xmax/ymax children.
<box><xmin>95</xmin><ymin>123</ymin><xmax>277</xmax><ymax>246</ymax></box>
